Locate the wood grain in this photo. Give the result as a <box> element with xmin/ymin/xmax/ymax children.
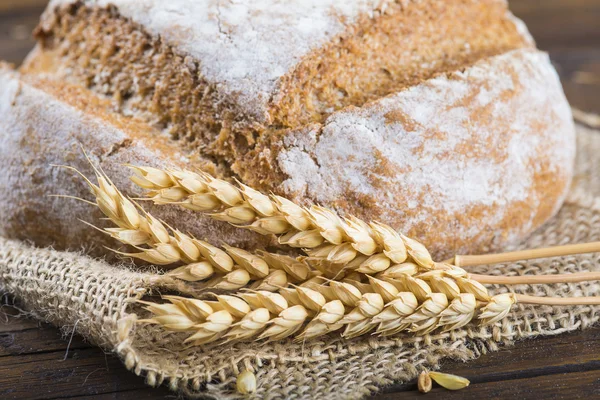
<box><xmin>0</xmin><ymin>0</ymin><xmax>48</xmax><ymax>13</ymax></box>
<box><xmin>0</xmin><ymin>1</ymin><xmax>599</xmax><ymax>399</ymax></box>
<box><xmin>378</xmin><ymin>329</ymin><xmax>600</xmax><ymax>397</ymax></box>
<box><xmin>0</xmin><ymin>304</ymin><xmax>172</xmax><ymax>400</ymax></box>
<box><xmin>378</xmin><ymin>369</ymin><xmax>600</xmax><ymax>399</ymax></box>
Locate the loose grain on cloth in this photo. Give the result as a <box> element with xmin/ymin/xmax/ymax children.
<box><xmin>0</xmin><ymin>122</ymin><xmax>599</xmax><ymax>399</ymax></box>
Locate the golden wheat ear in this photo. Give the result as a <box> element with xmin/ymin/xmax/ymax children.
<box><xmin>58</xmin><ymin>159</ymin><xmax>324</xmax><ymax>291</ymax></box>
<box><xmin>136</xmin><ymin>248</ymin><xmax>600</xmax><ymax>345</ymax></box>
<box><xmin>127</xmin><ymin>165</ymin><xmax>600</xmax><ymax>279</ymax></box>
<box><xmin>126</xmin><ymin>164</ymin><xmax>445</xmax><ymax>278</ymax></box>
<box><xmin>139</xmin><ymin>272</ymin><xmax>600</xmax><ymax>345</ymax></box>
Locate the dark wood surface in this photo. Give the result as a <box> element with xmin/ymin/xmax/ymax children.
<box><xmin>1</xmin><ymin>1</ymin><xmax>600</xmax><ymax>398</ymax></box>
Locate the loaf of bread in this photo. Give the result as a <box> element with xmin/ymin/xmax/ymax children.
<box><xmin>0</xmin><ymin>0</ymin><xmax>575</xmax><ymax>258</ymax></box>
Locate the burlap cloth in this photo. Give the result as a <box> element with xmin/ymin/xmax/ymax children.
<box><xmin>1</xmin><ymin>122</ymin><xmax>599</xmax><ymax>399</ymax></box>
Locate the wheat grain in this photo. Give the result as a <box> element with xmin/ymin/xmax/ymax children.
<box><xmin>128</xmin><ymin>165</ymin><xmax>437</xmax><ymax>277</ymax></box>
<box><xmin>478</xmin><ymin>293</ymin><xmax>516</xmax><ymax>325</ymax></box>
<box><xmin>64</xmin><ymin>165</ymin><xmax>318</xmax><ymax>290</ymax></box>
<box><xmin>138</xmin><ymin>269</ymin><xmax>516</xmax><ymax>345</ymax></box>
<box><xmin>418</xmin><ymin>370</ymin><xmax>433</xmax><ymax>393</ymax></box>
<box><xmin>236</xmin><ymin>370</ymin><xmax>257</xmax><ymax>394</ymax></box>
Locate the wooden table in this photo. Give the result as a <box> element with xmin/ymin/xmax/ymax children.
<box><xmin>1</xmin><ymin>1</ymin><xmax>600</xmax><ymax>398</ymax></box>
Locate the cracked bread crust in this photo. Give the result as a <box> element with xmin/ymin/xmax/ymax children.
<box><xmin>27</xmin><ymin>0</ymin><xmax>529</xmax><ymax>186</ymax></box>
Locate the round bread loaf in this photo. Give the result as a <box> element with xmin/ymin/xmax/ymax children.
<box><xmin>0</xmin><ymin>0</ymin><xmax>576</xmax><ymax>259</ymax></box>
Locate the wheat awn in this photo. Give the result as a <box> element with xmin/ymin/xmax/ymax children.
<box><xmin>60</xmin><ymin>164</ymin><xmax>318</xmax><ymax>291</ymax></box>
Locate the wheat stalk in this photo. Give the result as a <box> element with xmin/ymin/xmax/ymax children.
<box><xmin>65</xmin><ymin>162</ymin><xmax>600</xmax><ymax>294</ymax></box>
<box><xmin>60</xmin><ymin>164</ymin><xmax>320</xmax><ymax>291</ymax></box>
<box><xmin>127</xmin><ymin>166</ymin><xmax>438</xmax><ymax>278</ymax></box>
<box><xmin>138</xmin><ymin>255</ymin><xmax>600</xmax><ymax>345</ymax></box>
<box><xmin>137</xmin><ymin>266</ymin><xmax>520</xmax><ymax>345</ymax></box>
<box><xmin>447</xmin><ymin>241</ymin><xmax>600</xmax><ymax>267</ymax></box>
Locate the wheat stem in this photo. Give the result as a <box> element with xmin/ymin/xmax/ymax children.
<box><xmin>448</xmin><ymin>241</ymin><xmax>600</xmax><ymax>267</ymax></box>
<box><xmin>469</xmin><ymin>271</ymin><xmax>600</xmax><ymax>285</ymax></box>
<box><xmin>515</xmin><ymin>294</ymin><xmax>600</xmax><ymax>305</ymax></box>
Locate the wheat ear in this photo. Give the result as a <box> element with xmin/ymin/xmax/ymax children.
<box><xmin>137</xmin><ymin>265</ymin><xmax>516</xmax><ymax>344</ymax></box>
<box><xmin>129</xmin><ymin>166</ymin><xmax>600</xmax><ymax>286</ymax></box>
<box><xmin>139</xmin><ymin>257</ymin><xmax>600</xmax><ymax>345</ymax></box>
<box><xmin>128</xmin><ymin>166</ymin><xmax>436</xmax><ymax>277</ymax></box>
<box><xmin>61</xmin><ymin>165</ymin><xmax>320</xmax><ymax>290</ymax></box>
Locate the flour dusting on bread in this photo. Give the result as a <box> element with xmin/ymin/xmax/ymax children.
<box><xmin>278</xmin><ymin>49</ymin><xmax>575</xmax><ymax>255</ymax></box>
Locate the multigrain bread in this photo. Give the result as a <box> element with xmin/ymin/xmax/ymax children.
<box><xmin>0</xmin><ymin>0</ymin><xmax>575</xmax><ymax>258</ymax></box>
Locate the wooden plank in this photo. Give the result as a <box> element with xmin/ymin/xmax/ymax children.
<box><xmin>0</xmin><ymin>348</ymin><xmax>172</xmax><ymax>400</ymax></box>
<box><xmin>375</xmin><ymin>368</ymin><xmax>600</xmax><ymax>399</ymax></box>
<box><xmin>52</xmin><ymin>387</ymin><xmax>178</xmax><ymax>400</ymax></box>
<box><xmin>550</xmin><ymin>49</ymin><xmax>600</xmax><ymax>113</ymax></box>
<box><xmin>437</xmin><ymin>329</ymin><xmax>600</xmax><ymax>380</ymax></box>
<box><xmin>0</xmin><ymin>2</ymin><xmax>45</xmax><ymax>64</ymax></box>
<box><xmin>0</xmin><ymin>324</ymin><xmax>93</xmax><ymax>357</ymax></box>
<box><xmin>376</xmin><ymin>328</ymin><xmax>600</xmax><ymax>395</ymax></box>
<box><xmin>0</xmin><ymin>305</ymin><xmax>44</xmax><ymax>333</ymax></box>
<box><xmin>511</xmin><ymin>1</ymin><xmax>600</xmax><ymax>49</ymax></box>
<box><xmin>0</xmin><ymin>304</ymin><xmax>170</xmax><ymax>399</ymax></box>
<box><xmin>2</xmin><ymin>320</ymin><xmax>599</xmax><ymax>399</ymax></box>
<box><xmin>0</xmin><ymin>0</ymin><xmax>48</xmax><ymax>13</ymax></box>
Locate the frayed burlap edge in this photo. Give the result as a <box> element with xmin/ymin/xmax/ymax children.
<box><xmin>1</xmin><ymin>121</ymin><xmax>599</xmax><ymax>399</ymax></box>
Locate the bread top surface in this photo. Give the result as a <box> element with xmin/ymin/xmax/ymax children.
<box><xmin>30</xmin><ymin>0</ymin><xmax>531</xmax><ymax>190</ymax></box>
<box><xmin>276</xmin><ymin>48</ymin><xmax>575</xmax><ymax>257</ymax></box>
<box><xmin>44</xmin><ymin>0</ymin><xmax>393</xmax><ymax>121</ymax></box>
<box><xmin>42</xmin><ymin>0</ymin><xmax>525</xmax><ymax>125</ymax></box>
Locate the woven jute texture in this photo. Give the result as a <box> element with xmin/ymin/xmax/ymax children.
<box><xmin>1</xmin><ymin>122</ymin><xmax>599</xmax><ymax>399</ymax></box>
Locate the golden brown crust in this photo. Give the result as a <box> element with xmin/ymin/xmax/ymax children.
<box><xmin>272</xmin><ymin>50</ymin><xmax>575</xmax><ymax>258</ymax></box>
<box><xmin>272</xmin><ymin>0</ymin><xmax>529</xmax><ymax>127</ymax></box>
